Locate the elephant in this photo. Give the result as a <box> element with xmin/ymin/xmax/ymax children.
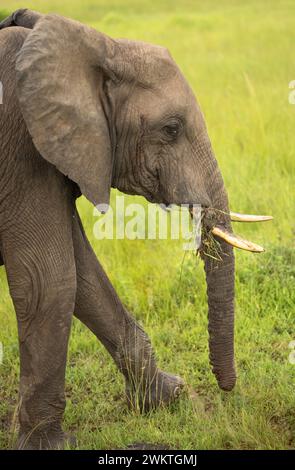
<box><xmin>0</xmin><ymin>9</ymin><xmax>272</xmax><ymax>449</ymax></box>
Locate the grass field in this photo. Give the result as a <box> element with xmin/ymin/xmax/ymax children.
<box><xmin>0</xmin><ymin>0</ymin><xmax>294</xmax><ymax>450</ymax></box>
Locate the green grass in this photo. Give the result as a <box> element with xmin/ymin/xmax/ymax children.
<box><xmin>0</xmin><ymin>0</ymin><xmax>294</xmax><ymax>450</ymax></box>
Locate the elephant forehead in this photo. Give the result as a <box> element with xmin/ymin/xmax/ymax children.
<box><xmin>128</xmin><ymin>80</ymin><xmax>198</xmax><ymax>118</ymax></box>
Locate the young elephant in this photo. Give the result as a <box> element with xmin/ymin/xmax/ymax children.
<box><xmin>0</xmin><ymin>9</ymin><xmax>270</xmax><ymax>449</ymax></box>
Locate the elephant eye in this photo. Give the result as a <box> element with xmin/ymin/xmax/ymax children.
<box><xmin>162</xmin><ymin>121</ymin><xmax>181</xmax><ymax>140</ymax></box>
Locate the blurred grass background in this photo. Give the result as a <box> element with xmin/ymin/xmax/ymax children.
<box><xmin>0</xmin><ymin>0</ymin><xmax>294</xmax><ymax>449</ymax></box>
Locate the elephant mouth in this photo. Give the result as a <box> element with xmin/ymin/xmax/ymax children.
<box><xmin>191</xmin><ymin>206</ymin><xmax>273</xmax><ymax>254</ymax></box>
<box><xmin>151</xmin><ymin>197</ymin><xmax>272</xmax><ymax>253</ymax></box>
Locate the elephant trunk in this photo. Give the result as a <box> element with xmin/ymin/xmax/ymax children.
<box><xmin>197</xmin><ymin>138</ymin><xmax>236</xmax><ymax>391</ymax></box>
<box><xmin>204</xmin><ymin>238</ymin><xmax>236</xmax><ymax>391</ymax></box>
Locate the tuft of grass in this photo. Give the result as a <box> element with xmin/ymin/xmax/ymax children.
<box><xmin>199</xmin><ymin>226</ymin><xmax>223</xmax><ymax>261</ymax></box>
<box><xmin>0</xmin><ymin>0</ymin><xmax>294</xmax><ymax>450</ymax></box>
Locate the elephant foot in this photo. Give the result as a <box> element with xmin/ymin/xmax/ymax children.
<box><xmin>125</xmin><ymin>370</ymin><xmax>185</xmax><ymax>413</ymax></box>
<box><xmin>16</xmin><ymin>430</ymin><xmax>76</xmax><ymax>450</ymax></box>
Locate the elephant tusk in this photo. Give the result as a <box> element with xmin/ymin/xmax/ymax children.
<box><xmin>212</xmin><ymin>226</ymin><xmax>265</xmax><ymax>253</ymax></box>
<box><xmin>230</xmin><ymin>212</ymin><xmax>273</xmax><ymax>222</ymax></box>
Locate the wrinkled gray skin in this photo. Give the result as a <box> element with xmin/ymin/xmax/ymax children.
<box><xmin>0</xmin><ymin>10</ymin><xmax>236</xmax><ymax>449</ymax></box>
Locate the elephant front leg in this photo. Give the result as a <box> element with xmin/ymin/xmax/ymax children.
<box><xmin>3</xmin><ymin>211</ymin><xmax>77</xmax><ymax>449</ymax></box>
<box><xmin>15</xmin><ymin>279</ymin><xmax>76</xmax><ymax>450</ymax></box>
<box><xmin>73</xmin><ymin>211</ymin><xmax>184</xmax><ymax>412</ymax></box>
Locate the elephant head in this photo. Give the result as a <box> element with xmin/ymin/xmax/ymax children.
<box><xmin>15</xmin><ymin>14</ymin><xmax>272</xmax><ymax>391</ymax></box>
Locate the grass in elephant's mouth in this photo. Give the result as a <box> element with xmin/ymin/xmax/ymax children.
<box><xmin>198</xmin><ymin>226</ymin><xmax>223</xmax><ymax>262</ymax></box>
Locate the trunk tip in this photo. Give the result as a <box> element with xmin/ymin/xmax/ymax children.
<box><xmin>217</xmin><ymin>375</ymin><xmax>236</xmax><ymax>392</ymax></box>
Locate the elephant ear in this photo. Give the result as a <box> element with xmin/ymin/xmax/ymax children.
<box><xmin>15</xmin><ymin>14</ymin><xmax>118</xmax><ymax>207</ymax></box>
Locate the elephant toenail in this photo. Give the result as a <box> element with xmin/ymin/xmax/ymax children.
<box><xmin>174</xmin><ymin>386</ymin><xmax>181</xmax><ymax>397</ymax></box>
